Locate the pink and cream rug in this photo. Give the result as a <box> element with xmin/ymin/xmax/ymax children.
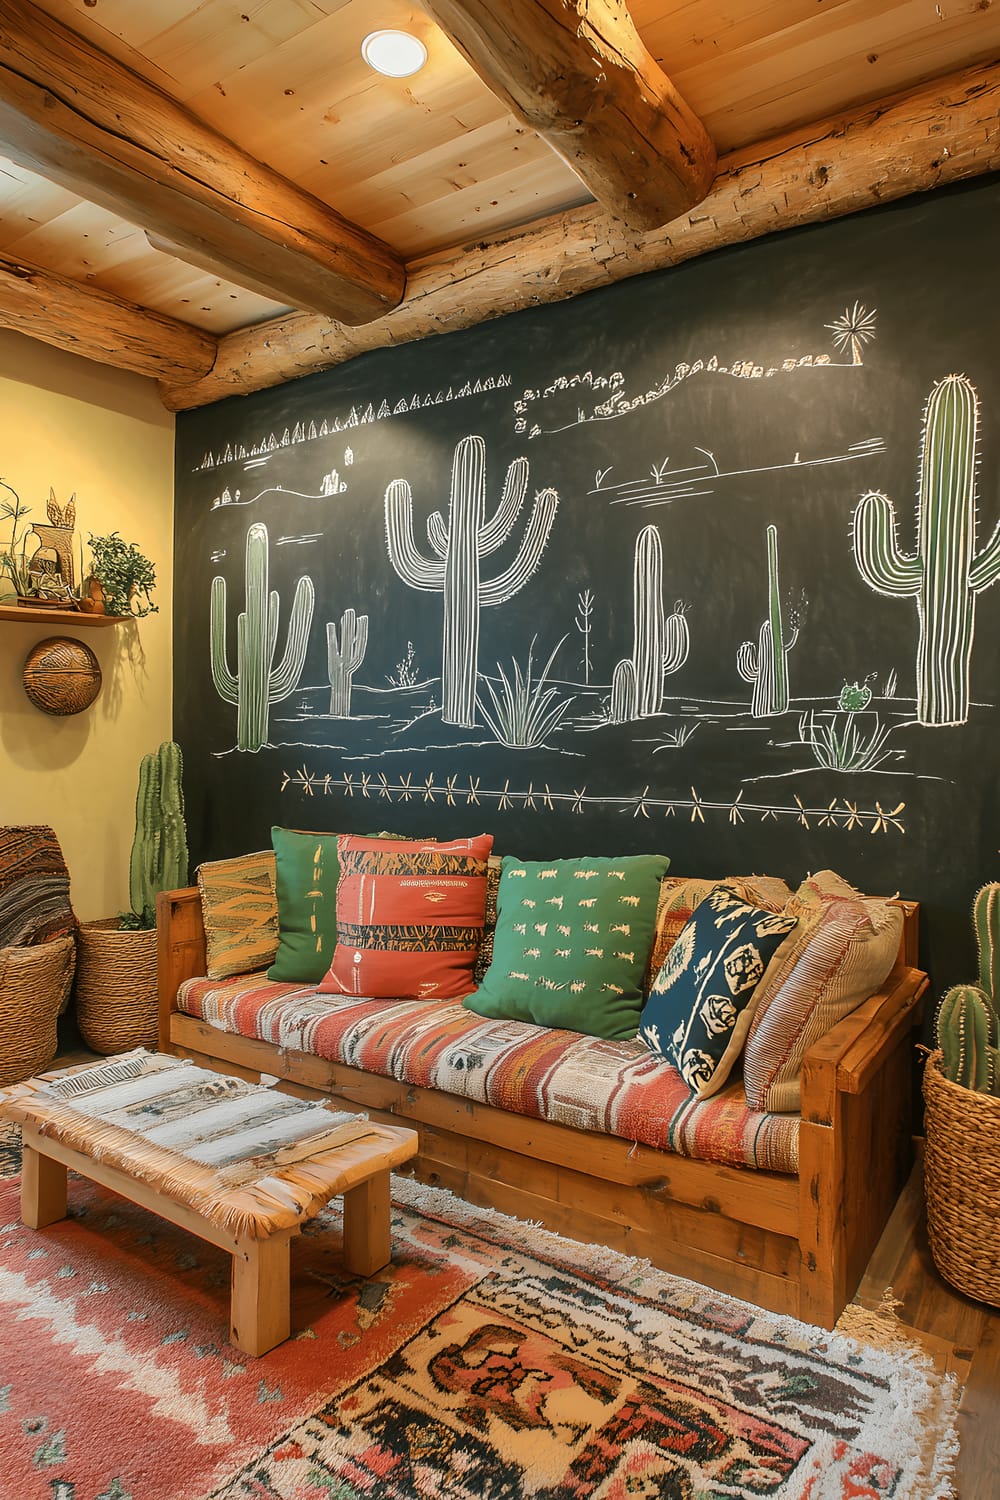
<box><xmin>0</xmin><ymin>1122</ymin><xmax>958</xmax><ymax>1498</ymax></box>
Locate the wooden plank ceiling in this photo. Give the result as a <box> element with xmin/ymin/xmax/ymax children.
<box><xmin>1</xmin><ymin>0</ymin><xmax>998</xmax><ymax>407</ymax></box>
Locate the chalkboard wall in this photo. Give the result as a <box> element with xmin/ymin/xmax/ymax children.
<box><xmin>174</xmin><ymin>176</ymin><xmax>1000</xmax><ymax>994</ymax></box>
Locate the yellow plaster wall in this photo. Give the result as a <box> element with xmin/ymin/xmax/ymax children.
<box><xmin>0</xmin><ymin>333</ymin><xmax>175</xmax><ymax>920</ymax></box>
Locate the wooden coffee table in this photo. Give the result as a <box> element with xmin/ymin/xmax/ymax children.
<box><xmin>8</xmin><ymin>1056</ymin><xmax>418</xmax><ymax>1357</ymax></box>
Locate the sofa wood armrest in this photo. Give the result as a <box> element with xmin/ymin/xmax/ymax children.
<box><xmin>156</xmin><ymin>886</ymin><xmax>206</xmax><ymax>1051</ymax></box>
<box><xmin>800</xmin><ymin>965</ymin><xmax>927</xmax><ymax>1122</ymax></box>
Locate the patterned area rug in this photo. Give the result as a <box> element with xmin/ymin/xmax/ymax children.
<box><xmin>0</xmin><ymin>1121</ymin><xmax>958</xmax><ymax>1499</ymax></box>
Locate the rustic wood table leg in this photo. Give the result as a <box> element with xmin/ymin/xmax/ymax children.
<box><xmin>21</xmin><ymin>1143</ymin><xmax>67</xmax><ymax>1229</ymax></box>
<box><xmin>343</xmin><ymin>1169</ymin><xmax>391</xmax><ymax>1276</ymax></box>
<box><xmin>230</xmin><ymin>1231</ymin><xmax>291</xmax><ymax>1356</ymax></box>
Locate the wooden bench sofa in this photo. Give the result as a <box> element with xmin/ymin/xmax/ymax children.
<box><xmin>157</xmin><ymin>885</ymin><xmax>927</xmax><ymax>1330</ymax></box>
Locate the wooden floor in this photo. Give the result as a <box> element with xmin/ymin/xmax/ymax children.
<box><xmin>852</xmin><ymin>1151</ymin><xmax>1000</xmax><ymax>1500</ymax></box>
<box><xmin>50</xmin><ymin>1030</ymin><xmax>998</xmax><ymax>1496</ymax></box>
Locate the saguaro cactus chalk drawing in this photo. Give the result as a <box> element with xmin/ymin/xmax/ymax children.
<box><xmin>211</xmin><ymin>522</ymin><xmax>315</xmax><ymax>752</ymax></box>
<box><xmin>738</xmin><ymin>524</ymin><xmax>799</xmax><ymax>717</ymax></box>
<box><xmin>326</xmin><ymin>607</ymin><xmax>368</xmax><ymax>717</ymax></box>
<box><xmin>609</xmin><ymin>526</ymin><xmax>689</xmax><ymax>723</ymax></box>
<box><xmin>385</xmin><ymin>434</ymin><xmax>558</xmax><ymax>727</ymax></box>
<box><xmin>853</xmin><ymin>374</ymin><xmax>1000</xmax><ymax>726</ymax></box>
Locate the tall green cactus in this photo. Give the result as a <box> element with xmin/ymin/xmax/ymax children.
<box><xmin>934</xmin><ymin>883</ymin><xmax>1000</xmax><ymax>1094</ymax></box>
<box><xmin>326</xmin><ymin>607</ymin><xmax>368</xmax><ymax>717</ymax></box>
<box><xmin>609</xmin><ymin>526</ymin><xmax>689</xmax><ymax>722</ymax></box>
<box><xmin>211</xmin><ymin>523</ymin><xmax>315</xmax><ymax>752</ymax></box>
<box><xmin>128</xmin><ymin>740</ymin><xmax>188</xmax><ymax>924</ymax></box>
<box><xmin>385</xmin><ymin>435</ymin><xmax>558</xmax><ymax>728</ymax></box>
<box><xmin>737</xmin><ymin>524</ymin><xmax>798</xmax><ymax>716</ymax></box>
<box><xmin>853</xmin><ymin>374</ymin><xmax>1000</xmax><ymax>726</ymax></box>
<box><xmin>973</xmin><ymin>879</ymin><xmax>1000</xmax><ymax>1001</ymax></box>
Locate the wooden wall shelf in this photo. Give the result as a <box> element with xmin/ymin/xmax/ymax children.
<box><xmin>0</xmin><ymin>604</ymin><xmax>122</xmax><ymax>628</ymax></box>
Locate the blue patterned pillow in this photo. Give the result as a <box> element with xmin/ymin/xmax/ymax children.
<box><xmin>639</xmin><ymin>885</ymin><xmax>797</xmax><ymax>1098</ymax></box>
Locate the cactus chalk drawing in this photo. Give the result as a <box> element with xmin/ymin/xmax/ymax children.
<box><xmin>385</xmin><ymin>434</ymin><xmax>558</xmax><ymax>728</ymax></box>
<box><xmin>210</xmin><ymin>522</ymin><xmax>315</xmax><ymax>752</ymax></box>
<box><xmin>853</xmin><ymin>374</ymin><xmax>1000</xmax><ymax>727</ymax></box>
<box><xmin>609</xmin><ymin>526</ymin><xmax>689</xmax><ymax>723</ymax></box>
<box><xmin>737</xmin><ymin>524</ymin><xmax>800</xmax><ymax>718</ymax></box>
<box><xmin>326</xmin><ymin>607</ymin><xmax>369</xmax><ymax>718</ymax></box>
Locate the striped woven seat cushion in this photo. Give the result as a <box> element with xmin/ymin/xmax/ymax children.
<box><xmin>178</xmin><ymin>974</ymin><xmax>799</xmax><ymax>1175</ymax></box>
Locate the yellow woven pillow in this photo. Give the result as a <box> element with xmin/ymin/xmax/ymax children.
<box><xmin>197</xmin><ymin>850</ymin><xmax>279</xmax><ymax>980</ymax></box>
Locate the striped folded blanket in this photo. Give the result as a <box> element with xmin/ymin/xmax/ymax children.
<box><xmin>0</xmin><ymin>825</ymin><xmax>76</xmax><ymax>947</ymax></box>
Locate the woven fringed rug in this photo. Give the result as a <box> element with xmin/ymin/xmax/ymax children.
<box><xmin>0</xmin><ymin>1122</ymin><xmax>959</xmax><ymax>1500</ymax></box>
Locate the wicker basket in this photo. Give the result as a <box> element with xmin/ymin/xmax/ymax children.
<box><xmin>923</xmin><ymin>1049</ymin><xmax>1000</xmax><ymax>1308</ymax></box>
<box><xmin>0</xmin><ymin>935</ymin><xmax>76</xmax><ymax>1086</ymax></box>
<box><xmin>74</xmin><ymin>919</ymin><xmax>158</xmax><ymax>1054</ymax></box>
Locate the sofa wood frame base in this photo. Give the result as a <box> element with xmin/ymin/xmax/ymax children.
<box><xmin>158</xmin><ymin>886</ymin><xmax>927</xmax><ymax>1329</ymax></box>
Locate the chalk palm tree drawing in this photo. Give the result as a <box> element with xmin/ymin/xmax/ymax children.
<box><xmin>826</xmin><ymin>303</ymin><xmax>877</xmax><ymax>365</ymax></box>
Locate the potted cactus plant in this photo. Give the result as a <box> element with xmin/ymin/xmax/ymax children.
<box><xmin>74</xmin><ymin>741</ymin><xmax>188</xmax><ymax>1052</ymax></box>
<box><xmin>923</xmin><ymin>882</ymin><xmax>1000</xmax><ymax>1306</ymax></box>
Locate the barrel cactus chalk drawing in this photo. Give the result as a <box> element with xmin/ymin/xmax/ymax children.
<box><xmin>853</xmin><ymin>374</ymin><xmax>1000</xmax><ymax>726</ymax></box>
<box><xmin>609</xmin><ymin>526</ymin><xmax>689</xmax><ymax>722</ymax></box>
<box><xmin>326</xmin><ymin>607</ymin><xmax>368</xmax><ymax>717</ymax></box>
<box><xmin>738</xmin><ymin>524</ymin><xmax>799</xmax><ymax>717</ymax></box>
<box><xmin>385</xmin><ymin>434</ymin><xmax>558</xmax><ymax>727</ymax></box>
<box><xmin>210</xmin><ymin>522</ymin><xmax>315</xmax><ymax>752</ymax></box>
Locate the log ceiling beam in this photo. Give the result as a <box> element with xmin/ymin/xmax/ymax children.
<box><xmin>417</xmin><ymin>0</ymin><xmax>716</xmax><ymax>230</ymax></box>
<box><xmin>0</xmin><ymin>253</ymin><xmax>217</xmax><ymax>385</ymax></box>
<box><xmin>158</xmin><ymin>62</ymin><xmax>1000</xmax><ymax>412</ymax></box>
<box><xmin>0</xmin><ymin>0</ymin><xmax>405</xmax><ymax>324</ymax></box>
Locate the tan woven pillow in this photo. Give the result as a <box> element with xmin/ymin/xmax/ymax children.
<box><xmin>743</xmin><ymin>869</ymin><xmax>902</xmax><ymax>1114</ymax></box>
<box><xmin>197</xmin><ymin>850</ymin><xmax>279</xmax><ymax>980</ymax></box>
<box><xmin>646</xmin><ymin>873</ymin><xmax>793</xmax><ymax>985</ymax></box>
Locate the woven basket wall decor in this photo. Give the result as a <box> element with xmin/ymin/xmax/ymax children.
<box><xmin>22</xmin><ymin>636</ymin><xmax>102</xmax><ymax>716</ymax></box>
<box><xmin>74</xmin><ymin>919</ymin><xmax>158</xmax><ymax>1053</ymax></box>
<box><xmin>922</xmin><ymin>1048</ymin><xmax>1000</xmax><ymax>1308</ymax></box>
<box><xmin>0</xmin><ymin>935</ymin><xmax>76</xmax><ymax>1087</ymax></box>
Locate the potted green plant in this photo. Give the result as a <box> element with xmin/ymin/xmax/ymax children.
<box><xmin>0</xmin><ymin>479</ymin><xmax>37</xmax><ymax>601</ymax></box>
<box><xmin>75</xmin><ymin>741</ymin><xmax>188</xmax><ymax>1052</ymax></box>
<box><xmin>86</xmin><ymin>531</ymin><xmax>159</xmax><ymax>618</ymax></box>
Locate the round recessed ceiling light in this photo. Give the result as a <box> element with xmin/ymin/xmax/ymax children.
<box><xmin>361</xmin><ymin>29</ymin><xmax>427</xmax><ymax>78</ymax></box>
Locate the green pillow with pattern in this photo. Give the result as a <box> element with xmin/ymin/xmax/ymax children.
<box><xmin>464</xmin><ymin>853</ymin><xmax>670</xmax><ymax>1040</ymax></box>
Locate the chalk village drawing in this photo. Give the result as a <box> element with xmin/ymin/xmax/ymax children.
<box><xmin>518</xmin><ymin>308</ymin><xmax>879</xmax><ymax>439</ymax></box>
<box><xmin>195</xmin><ymin>374</ymin><xmax>513</xmax><ymax>475</ymax></box>
<box><xmin>853</xmin><ymin>373</ymin><xmax>1000</xmax><ymax>727</ymax></box>
<box><xmin>609</xmin><ymin>527</ymin><xmax>690</xmax><ymax>723</ymax></box>
<box><xmin>210</xmin><ymin>523</ymin><xmax>315</xmax><ymax>753</ymax></box>
<box><xmin>385</xmin><ymin>434</ymin><xmax>559</xmax><ymax>729</ymax></box>
<box><xmin>278</xmin><ymin>762</ymin><xmax>905</xmax><ymax>835</ymax></box>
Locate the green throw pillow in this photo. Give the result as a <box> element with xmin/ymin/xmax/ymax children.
<box><xmin>464</xmin><ymin>853</ymin><xmax>670</xmax><ymax>1040</ymax></box>
<box><xmin>267</xmin><ymin>827</ymin><xmax>342</xmax><ymax>984</ymax></box>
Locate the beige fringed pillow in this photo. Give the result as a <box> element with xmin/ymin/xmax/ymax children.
<box><xmin>646</xmin><ymin>873</ymin><xmax>793</xmax><ymax>986</ymax></box>
<box><xmin>743</xmin><ymin>869</ymin><xmax>903</xmax><ymax>1114</ymax></box>
<box><xmin>197</xmin><ymin>850</ymin><xmax>279</xmax><ymax>980</ymax></box>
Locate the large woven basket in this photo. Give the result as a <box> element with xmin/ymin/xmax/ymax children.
<box><xmin>923</xmin><ymin>1048</ymin><xmax>1000</xmax><ymax>1307</ymax></box>
<box><xmin>74</xmin><ymin>919</ymin><xmax>158</xmax><ymax>1054</ymax></box>
<box><xmin>0</xmin><ymin>935</ymin><xmax>76</xmax><ymax>1086</ymax></box>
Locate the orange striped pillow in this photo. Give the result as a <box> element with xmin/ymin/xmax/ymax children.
<box><xmin>319</xmin><ymin>834</ymin><xmax>493</xmax><ymax>1001</ymax></box>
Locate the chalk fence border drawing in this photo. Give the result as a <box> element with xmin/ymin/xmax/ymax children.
<box><xmin>278</xmin><ymin>766</ymin><xmax>906</xmax><ymax>834</ymax></box>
